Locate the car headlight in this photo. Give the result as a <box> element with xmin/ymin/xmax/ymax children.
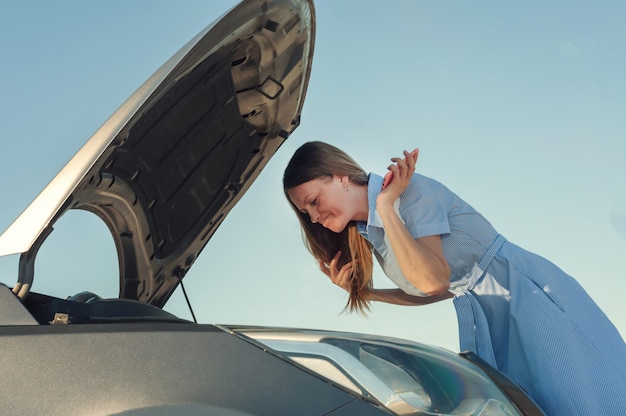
<box><xmin>244</xmin><ymin>332</ymin><xmax>522</xmax><ymax>416</ymax></box>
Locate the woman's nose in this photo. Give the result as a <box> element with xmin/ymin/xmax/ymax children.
<box><xmin>309</xmin><ymin>209</ymin><xmax>320</xmax><ymax>223</ymax></box>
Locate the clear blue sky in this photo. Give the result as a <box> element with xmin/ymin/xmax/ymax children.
<box><xmin>0</xmin><ymin>1</ymin><xmax>624</xmax><ymax>353</ymax></box>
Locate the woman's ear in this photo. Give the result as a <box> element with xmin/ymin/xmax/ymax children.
<box><xmin>338</xmin><ymin>175</ymin><xmax>350</xmax><ymax>190</ymax></box>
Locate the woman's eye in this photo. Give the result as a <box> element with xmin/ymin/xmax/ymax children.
<box><xmin>311</xmin><ymin>198</ymin><xmax>317</xmax><ymax>206</ymax></box>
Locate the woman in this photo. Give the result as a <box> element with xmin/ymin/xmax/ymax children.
<box><xmin>283</xmin><ymin>141</ymin><xmax>626</xmax><ymax>416</ymax></box>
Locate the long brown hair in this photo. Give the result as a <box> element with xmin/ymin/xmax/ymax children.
<box><xmin>283</xmin><ymin>141</ymin><xmax>374</xmax><ymax>314</ymax></box>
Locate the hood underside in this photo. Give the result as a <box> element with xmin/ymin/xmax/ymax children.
<box><xmin>0</xmin><ymin>0</ymin><xmax>315</xmax><ymax>308</ymax></box>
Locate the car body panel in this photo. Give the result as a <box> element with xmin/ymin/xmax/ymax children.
<box><xmin>0</xmin><ymin>279</ymin><xmax>542</xmax><ymax>415</ymax></box>
<box><xmin>0</xmin><ymin>0</ymin><xmax>315</xmax><ymax>308</ymax></box>
<box><xmin>0</xmin><ymin>322</ymin><xmax>387</xmax><ymax>415</ymax></box>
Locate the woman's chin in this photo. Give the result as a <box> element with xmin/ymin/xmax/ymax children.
<box><xmin>325</xmin><ymin>222</ymin><xmax>347</xmax><ymax>233</ymax></box>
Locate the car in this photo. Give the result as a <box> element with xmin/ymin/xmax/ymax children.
<box><xmin>0</xmin><ymin>0</ymin><xmax>545</xmax><ymax>414</ymax></box>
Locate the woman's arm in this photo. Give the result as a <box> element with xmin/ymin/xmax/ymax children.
<box><xmin>318</xmin><ymin>251</ymin><xmax>450</xmax><ymax>306</ymax></box>
<box><xmin>367</xmin><ymin>288</ymin><xmax>452</xmax><ymax>305</ymax></box>
<box><xmin>378</xmin><ymin>210</ymin><xmax>451</xmax><ymax>295</ymax></box>
<box><xmin>377</xmin><ymin>150</ymin><xmax>451</xmax><ymax>295</ymax></box>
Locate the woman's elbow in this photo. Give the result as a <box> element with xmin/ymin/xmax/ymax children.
<box><xmin>424</xmin><ymin>265</ymin><xmax>451</xmax><ymax>296</ymax></box>
<box><xmin>424</xmin><ymin>280</ymin><xmax>450</xmax><ymax>297</ymax></box>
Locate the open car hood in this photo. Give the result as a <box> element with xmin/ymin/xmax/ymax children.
<box><xmin>0</xmin><ymin>0</ymin><xmax>315</xmax><ymax>308</ymax></box>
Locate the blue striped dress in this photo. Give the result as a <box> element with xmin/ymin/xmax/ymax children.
<box><xmin>357</xmin><ymin>173</ymin><xmax>626</xmax><ymax>416</ymax></box>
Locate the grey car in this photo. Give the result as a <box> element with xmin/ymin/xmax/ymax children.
<box><xmin>0</xmin><ymin>0</ymin><xmax>545</xmax><ymax>415</ymax></box>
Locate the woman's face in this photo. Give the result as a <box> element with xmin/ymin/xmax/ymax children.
<box><xmin>287</xmin><ymin>175</ymin><xmax>366</xmax><ymax>233</ymax></box>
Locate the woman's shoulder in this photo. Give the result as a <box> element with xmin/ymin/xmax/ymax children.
<box><xmin>405</xmin><ymin>173</ymin><xmax>456</xmax><ymax>199</ymax></box>
<box><xmin>411</xmin><ymin>172</ymin><xmax>446</xmax><ymax>186</ymax></box>
<box><xmin>403</xmin><ymin>173</ymin><xmax>483</xmax><ymax>220</ymax></box>
<box><xmin>368</xmin><ymin>171</ymin><xmax>465</xmax><ymax>209</ymax></box>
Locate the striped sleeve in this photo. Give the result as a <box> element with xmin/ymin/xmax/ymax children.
<box><xmin>398</xmin><ymin>174</ymin><xmax>451</xmax><ymax>239</ymax></box>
